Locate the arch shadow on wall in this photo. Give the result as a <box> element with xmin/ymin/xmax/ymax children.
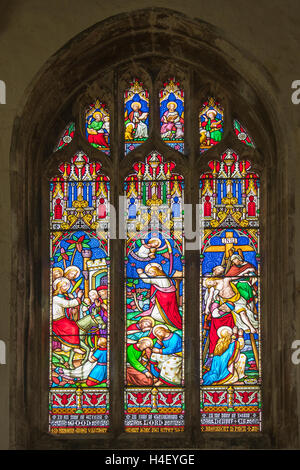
<box><xmin>9</xmin><ymin>7</ymin><xmax>295</xmax><ymax>449</ymax></box>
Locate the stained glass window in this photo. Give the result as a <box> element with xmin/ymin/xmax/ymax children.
<box><xmin>85</xmin><ymin>100</ymin><xmax>110</xmax><ymax>155</ymax></box>
<box><xmin>124</xmin><ymin>151</ymin><xmax>185</xmax><ymax>432</ymax></box>
<box><xmin>54</xmin><ymin>122</ymin><xmax>75</xmax><ymax>152</ymax></box>
<box><xmin>160</xmin><ymin>78</ymin><xmax>184</xmax><ymax>153</ymax></box>
<box><xmin>49</xmin><ymin>68</ymin><xmax>263</xmax><ymax>437</ymax></box>
<box><xmin>49</xmin><ymin>151</ymin><xmax>110</xmax><ymax>434</ymax></box>
<box><xmin>199</xmin><ymin>149</ymin><xmax>261</xmax><ymax>432</ymax></box>
<box><xmin>199</xmin><ymin>98</ymin><xmax>224</xmax><ymax>153</ymax></box>
<box><xmin>124</xmin><ymin>79</ymin><xmax>149</xmax><ymax>155</ymax></box>
<box><xmin>233</xmin><ymin>119</ymin><xmax>256</xmax><ymax>148</ymax></box>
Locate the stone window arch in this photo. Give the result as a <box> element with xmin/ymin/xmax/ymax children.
<box><xmin>10</xmin><ymin>8</ymin><xmax>291</xmax><ymax>449</ymax></box>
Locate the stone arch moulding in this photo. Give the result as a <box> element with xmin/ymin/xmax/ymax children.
<box><xmin>10</xmin><ymin>8</ymin><xmax>294</xmax><ymax>449</ymax></box>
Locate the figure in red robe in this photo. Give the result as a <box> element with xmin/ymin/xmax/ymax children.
<box><xmin>207</xmin><ymin>302</ymin><xmax>235</xmax><ymax>355</ymax></box>
<box><xmin>134</xmin><ymin>264</ymin><xmax>182</xmax><ymax>330</ymax></box>
<box><xmin>226</xmin><ymin>254</ymin><xmax>257</xmax><ymax>277</ymax></box>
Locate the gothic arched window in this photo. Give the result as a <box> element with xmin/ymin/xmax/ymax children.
<box><xmin>11</xmin><ymin>9</ymin><xmax>287</xmax><ymax>450</ymax></box>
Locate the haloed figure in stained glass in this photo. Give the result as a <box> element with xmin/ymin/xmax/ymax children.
<box><xmin>125</xmin><ymin>102</ymin><xmax>148</xmax><ymax>140</ymax></box>
<box><xmin>150</xmin><ymin>324</ymin><xmax>182</xmax><ymax>386</ymax></box>
<box><xmin>202</xmin><ymin>325</ymin><xmax>247</xmax><ymax>386</ymax></box>
<box><xmin>160</xmin><ymin>101</ymin><xmax>184</xmax><ymax>140</ymax></box>
<box><xmin>87</xmin><ymin>111</ymin><xmax>109</xmax><ymax>148</ymax></box>
<box><xmin>124</xmin><ymin>79</ymin><xmax>149</xmax><ymax>155</ymax></box>
<box><xmin>199</xmin><ymin>98</ymin><xmax>224</xmax><ymax>153</ymax></box>
<box><xmin>85</xmin><ymin>100</ymin><xmax>110</xmax><ymax>155</ymax></box>
<box><xmin>160</xmin><ymin>79</ymin><xmax>184</xmax><ymax>152</ymax></box>
<box><xmin>52</xmin><ymin>277</ymin><xmax>85</xmax><ymax>369</ymax></box>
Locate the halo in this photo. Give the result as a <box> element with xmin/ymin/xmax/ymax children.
<box><xmin>64</xmin><ymin>265</ymin><xmax>80</xmax><ymax>278</ymax></box>
<box><xmin>53</xmin><ymin>277</ymin><xmax>70</xmax><ymax>291</ymax></box>
<box><xmin>138</xmin><ymin>336</ymin><xmax>154</xmax><ymax>348</ymax></box>
<box><xmin>138</xmin><ymin>316</ymin><xmax>155</xmax><ymax>327</ymax></box>
<box><xmin>53</xmin><ymin>266</ymin><xmax>63</xmax><ymax>276</ymax></box>
<box><xmin>153</xmin><ymin>324</ymin><xmax>170</xmax><ymax>337</ymax></box>
<box><xmin>93</xmin><ymin>110</ymin><xmax>102</xmax><ymax>119</ymax></box>
<box><xmin>148</xmin><ymin>237</ymin><xmax>162</xmax><ymax>248</ymax></box>
<box><xmin>206</xmin><ymin>108</ymin><xmax>217</xmax><ymax>117</ymax></box>
<box><xmin>217</xmin><ymin>326</ymin><xmax>233</xmax><ymax>338</ymax></box>
<box><xmin>131</xmin><ymin>101</ymin><xmax>142</xmax><ymax>109</ymax></box>
<box><xmin>167</xmin><ymin>101</ymin><xmax>177</xmax><ymax>109</ymax></box>
<box><xmin>144</xmin><ymin>262</ymin><xmax>162</xmax><ymax>275</ymax></box>
<box><xmin>231</xmin><ymin>254</ymin><xmax>243</xmax><ymax>261</ymax></box>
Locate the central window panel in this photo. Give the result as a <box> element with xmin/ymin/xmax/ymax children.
<box><xmin>124</xmin><ymin>151</ymin><xmax>185</xmax><ymax>432</ymax></box>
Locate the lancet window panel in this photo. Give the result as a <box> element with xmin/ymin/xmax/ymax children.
<box><xmin>199</xmin><ymin>149</ymin><xmax>261</xmax><ymax>433</ymax></box>
<box><xmin>124</xmin><ymin>151</ymin><xmax>185</xmax><ymax>433</ymax></box>
<box><xmin>49</xmin><ymin>151</ymin><xmax>111</xmax><ymax>434</ymax></box>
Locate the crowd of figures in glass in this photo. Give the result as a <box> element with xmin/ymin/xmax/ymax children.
<box><xmin>85</xmin><ymin>99</ymin><xmax>110</xmax><ymax>156</ymax></box>
<box><xmin>49</xmin><ymin>151</ymin><xmax>110</xmax><ymax>433</ymax></box>
<box><xmin>54</xmin><ymin>122</ymin><xmax>75</xmax><ymax>152</ymax></box>
<box><xmin>160</xmin><ymin>79</ymin><xmax>184</xmax><ymax>153</ymax></box>
<box><xmin>233</xmin><ymin>119</ymin><xmax>255</xmax><ymax>148</ymax></box>
<box><xmin>124</xmin><ymin>151</ymin><xmax>185</xmax><ymax>432</ymax></box>
<box><xmin>199</xmin><ymin>98</ymin><xmax>224</xmax><ymax>153</ymax></box>
<box><xmin>199</xmin><ymin>149</ymin><xmax>261</xmax><ymax>432</ymax></box>
<box><xmin>124</xmin><ymin>79</ymin><xmax>149</xmax><ymax>155</ymax></box>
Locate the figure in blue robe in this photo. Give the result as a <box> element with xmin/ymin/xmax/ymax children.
<box><xmin>202</xmin><ymin>341</ymin><xmax>239</xmax><ymax>385</ymax></box>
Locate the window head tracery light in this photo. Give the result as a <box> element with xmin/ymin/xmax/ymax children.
<box><xmin>85</xmin><ymin>99</ymin><xmax>110</xmax><ymax>156</ymax></box>
<box><xmin>199</xmin><ymin>97</ymin><xmax>224</xmax><ymax>154</ymax></box>
<box><xmin>124</xmin><ymin>78</ymin><xmax>149</xmax><ymax>155</ymax></box>
<box><xmin>160</xmin><ymin>78</ymin><xmax>184</xmax><ymax>153</ymax></box>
